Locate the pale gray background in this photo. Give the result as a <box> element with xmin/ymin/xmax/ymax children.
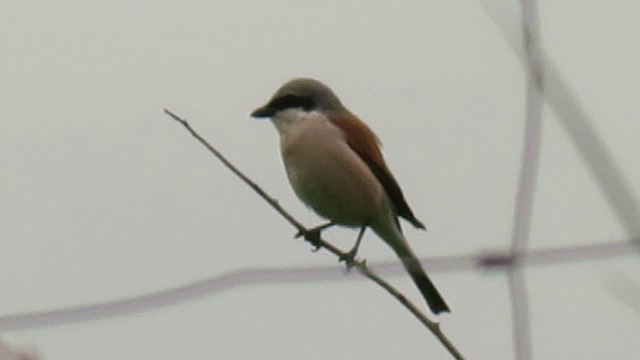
<box><xmin>2</xmin><ymin>0</ymin><xmax>639</xmax><ymax>359</ymax></box>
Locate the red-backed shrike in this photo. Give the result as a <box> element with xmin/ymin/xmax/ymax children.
<box><xmin>251</xmin><ymin>78</ymin><xmax>450</xmax><ymax>314</ymax></box>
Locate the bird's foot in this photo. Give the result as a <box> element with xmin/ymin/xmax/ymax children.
<box><xmin>338</xmin><ymin>248</ymin><xmax>356</xmax><ymax>263</ymax></box>
<box><xmin>338</xmin><ymin>224</ymin><xmax>366</xmax><ymax>271</ymax></box>
<box><xmin>338</xmin><ymin>248</ymin><xmax>358</xmax><ymax>270</ymax></box>
<box><xmin>295</xmin><ymin>222</ymin><xmax>333</xmax><ymax>252</ymax></box>
<box><xmin>297</xmin><ymin>228</ymin><xmax>322</xmax><ymax>251</ymax></box>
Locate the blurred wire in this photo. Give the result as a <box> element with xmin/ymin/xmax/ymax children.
<box><xmin>480</xmin><ymin>0</ymin><xmax>640</xmax><ymax>237</ymax></box>
<box><xmin>505</xmin><ymin>0</ymin><xmax>544</xmax><ymax>359</ymax></box>
<box><xmin>0</xmin><ymin>240</ymin><xmax>634</xmax><ymax>331</ymax></box>
<box><xmin>1</xmin><ymin>5</ymin><xmax>639</xmax><ymax>360</ymax></box>
<box><xmin>606</xmin><ymin>271</ymin><xmax>640</xmax><ymax>313</ymax></box>
<box><xmin>0</xmin><ymin>338</ymin><xmax>38</xmax><ymax>360</ymax></box>
<box><xmin>481</xmin><ymin>2</ymin><xmax>640</xmax><ymax>357</ymax></box>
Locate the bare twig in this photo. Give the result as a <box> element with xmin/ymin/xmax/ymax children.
<box><xmin>162</xmin><ymin>109</ymin><xmax>465</xmax><ymax>359</ymax></box>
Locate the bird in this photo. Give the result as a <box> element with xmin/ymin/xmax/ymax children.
<box><xmin>251</xmin><ymin>77</ymin><xmax>450</xmax><ymax>314</ymax></box>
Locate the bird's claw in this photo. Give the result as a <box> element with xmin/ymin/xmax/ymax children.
<box><xmin>338</xmin><ymin>249</ymin><xmax>358</xmax><ymax>271</ymax></box>
<box><xmin>338</xmin><ymin>250</ymin><xmax>356</xmax><ymax>263</ymax></box>
<box><xmin>295</xmin><ymin>228</ymin><xmax>323</xmax><ymax>251</ymax></box>
<box><xmin>295</xmin><ymin>223</ymin><xmax>334</xmax><ymax>251</ymax></box>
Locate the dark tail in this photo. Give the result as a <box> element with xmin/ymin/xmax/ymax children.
<box><xmin>396</xmin><ymin>246</ymin><xmax>450</xmax><ymax>314</ymax></box>
<box><xmin>378</xmin><ymin>223</ymin><xmax>450</xmax><ymax>314</ymax></box>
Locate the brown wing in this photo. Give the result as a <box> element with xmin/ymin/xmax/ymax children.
<box><xmin>330</xmin><ymin>113</ymin><xmax>425</xmax><ymax>230</ymax></box>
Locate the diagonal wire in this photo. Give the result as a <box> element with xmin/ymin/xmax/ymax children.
<box><xmin>606</xmin><ymin>271</ymin><xmax>640</xmax><ymax>313</ymax></box>
<box><xmin>480</xmin><ymin>0</ymin><xmax>640</xmax><ymax>237</ymax></box>
<box><xmin>481</xmin><ymin>2</ymin><xmax>640</xmax><ymax>358</ymax></box>
<box><xmin>1</xmin><ymin>6</ymin><xmax>638</xmax><ymax>357</ymax></box>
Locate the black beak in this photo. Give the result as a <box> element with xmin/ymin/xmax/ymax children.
<box><xmin>250</xmin><ymin>104</ymin><xmax>275</xmax><ymax>118</ymax></box>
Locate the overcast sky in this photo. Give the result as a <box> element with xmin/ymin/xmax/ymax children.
<box><xmin>2</xmin><ymin>1</ymin><xmax>639</xmax><ymax>359</ymax></box>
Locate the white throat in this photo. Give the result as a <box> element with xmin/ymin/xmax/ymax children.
<box><xmin>270</xmin><ymin>108</ymin><xmax>331</xmax><ymax>142</ymax></box>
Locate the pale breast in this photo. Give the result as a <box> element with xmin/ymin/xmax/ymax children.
<box><xmin>274</xmin><ymin>111</ymin><xmax>386</xmax><ymax>226</ymax></box>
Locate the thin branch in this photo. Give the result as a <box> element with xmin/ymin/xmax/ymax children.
<box><xmin>357</xmin><ymin>262</ymin><xmax>463</xmax><ymax>359</ymax></box>
<box><xmin>162</xmin><ymin>109</ymin><xmax>465</xmax><ymax>360</ymax></box>
<box><xmin>3</xmin><ymin>109</ymin><xmax>633</xmax><ymax>353</ymax></box>
<box><xmin>162</xmin><ymin>109</ymin><xmax>305</xmax><ymax>234</ymax></box>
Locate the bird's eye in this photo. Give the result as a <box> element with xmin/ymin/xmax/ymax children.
<box><xmin>270</xmin><ymin>95</ymin><xmax>315</xmax><ymax>112</ymax></box>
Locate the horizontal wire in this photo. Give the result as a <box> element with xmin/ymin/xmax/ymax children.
<box><xmin>0</xmin><ymin>239</ymin><xmax>635</xmax><ymax>331</ymax></box>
